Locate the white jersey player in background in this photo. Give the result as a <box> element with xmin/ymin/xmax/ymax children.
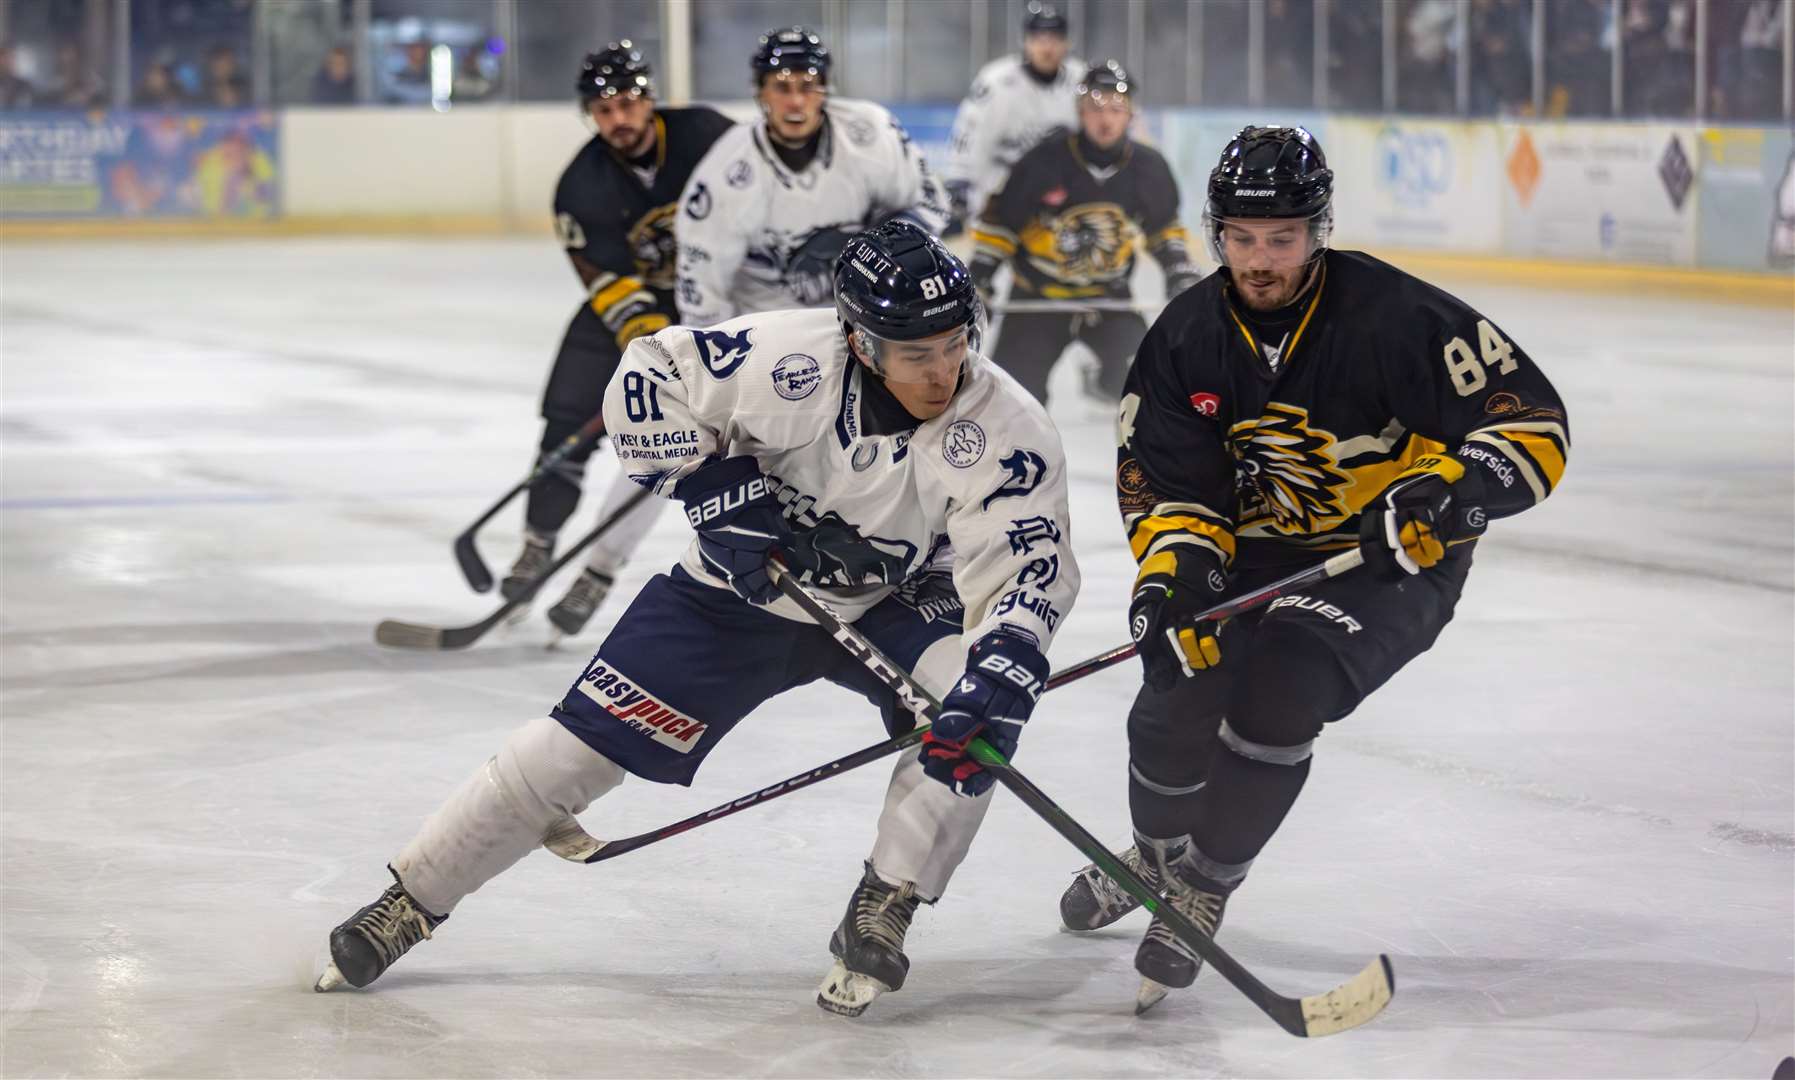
<box><xmin>673</xmin><ymin>26</ymin><xmax>951</xmax><ymax>327</ymax></box>
<box><xmin>941</xmin><ymin>2</ymin><xmax>1086</xmax><ymax>235</ymax></box>
<box><xmin>315</xmin><ymin>221</ymin><xmax>1080</xmax><ymax>1020</ymax></box>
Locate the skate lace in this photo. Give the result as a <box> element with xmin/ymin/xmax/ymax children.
<box><xmin>562</xmin><ymin>572</ymin><xmax>610</xmax><ymax>611</ymax></box>
<box><xmin>511</xmin><ymin>540</ymin><xmax>552</xmax><ymax>578</ymax></box>
<box><xmin>854</xmin><ymin>879</ymin><xmax>919</xmax><ymax>953</ymax></box>
<box><xmin>353</xmin><ymin>888</ymin><xmax>436</xmax><ymax>966</ymax></box>
<box><xmin>1079</xmin><ymin>845</ymin><xmax>1154</xmax><ymax>917</ymax></box>
<box><xmin>1142</xmin><ymin>881</ymin><xmax>1224</xmax><ymax>958</ymax></box>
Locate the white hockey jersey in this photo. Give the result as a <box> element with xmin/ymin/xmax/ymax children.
<box><xmin>673</xmin><ymin>98</ymin><xmax>951</xmax><ymax>328</ymax></box>
<box><xmin>603</xmin><ymin>306</ymin><xmax>1079</xmax><ymax>650</ymax></box>
<box><xmin>943</xmin><ymin>55</ymin><xmax>1087</xmax><ymax>218</ymax></box>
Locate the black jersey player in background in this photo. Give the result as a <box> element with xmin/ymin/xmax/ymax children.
<box><xmin>1056</xmin><ymin>126</ymin><xmax>1570</xmax><ymax>1013</ymax></box>
<box><xmin>968</xmin><ymin>61</ymin><xmax>1200</xmax><ymax>408</ymax></box>
<box><xmin>501</xmin><ymin>43</ymin><xmax>732</xmax><ymax>636</ymax></box>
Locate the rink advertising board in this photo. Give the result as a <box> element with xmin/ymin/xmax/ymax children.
<box><xmin>1499</xmin><ymin>122</ymin><xmax>1700</xmax><ymax>266</ymax></box>
<box><xmin>0</xmin><ymin>109</ymin><xmax>279</xmax><ymax>219</ymax></box>
<box><xmin>1696</xmin><ymin>126</ymin><xmax>1795</xmax><ymax>273</ymax></box>
<box><xmin>1326</xmin><ymin>118</ymin><xmax>1503</xmax><ymax>254</ymax></box>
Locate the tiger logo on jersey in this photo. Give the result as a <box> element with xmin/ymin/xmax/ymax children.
<box><xmin>628</xmin><ymin>203</ymin><xmax>681</xmax><ymax>289</ymax></box>
<box><xmin>1230</xmin><ymin>403</ymin><xmax>1351</xmax><ymax>535</ymax></box>
<box><xmin>1020</xmin><ymin>202</ymin><xmax>1138</xmax><ymax>285</ymax></box>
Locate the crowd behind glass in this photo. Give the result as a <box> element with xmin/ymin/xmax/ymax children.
<box><xmin>0</xmin><ymin>0</ymin><xmax>1786</xmax><ymax>121</ymax></box>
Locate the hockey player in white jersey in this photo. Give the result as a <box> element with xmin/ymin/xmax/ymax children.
<box><xmin>316</xmin><ymin>221</ymin><xmax>1079</xmax><ymax>1019</ymax></box>
<box><xmin>673</xmin><ymin>27</ymin><xmax>951</xmax><ymax>327</ymax></box>
<box><xmin>941</xmin><ymin>3</ymin><xmax>1086</xmax><ymax>234</ymax></box>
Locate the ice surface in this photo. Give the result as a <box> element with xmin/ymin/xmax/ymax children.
<box><xmin>2</xmin><ymin>238</ymin><xmax>1790</xmax><ymax>1078</ymax></box>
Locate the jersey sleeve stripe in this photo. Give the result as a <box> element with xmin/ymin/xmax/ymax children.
<box><xmin>592</xmin><ymin>275</ymin><xmax>649</xmax><ymax>315</ymax></box>
<box><xmin>1143</xmin><ymin>530</ymin><xmax>1231</xmax><ymax>564</ymax></box>
<box><xmin>971</xmin><ymin>227</ymin><xmax>1018</xmax><ymax>257</ymax></box>
<box><xmin>617</xmin><ymin>313</ymin><xmax>672</xmax><ymax>347</ymax></box>
<box><xmin>1465</xmin><ymin>431</ymin><xmax>1549</xmax><ymax>503</ymax></box>
<box><xmin>1127</xmin><ymin>512</ymin><xmax>1236</xmax><ymax>563</ymax></box>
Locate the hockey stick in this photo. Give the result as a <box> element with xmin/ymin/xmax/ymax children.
<box><xmin>540</xmin><ymin>550</ymin><xmax>1364</xmax><ymax>865</ymax></box>
<box><xmin>768</xmin><ymin>557</ymin><xmax>1391</xmax><ymax>1039</ymax></box>
<box><xmin>455</xmin><ymin>413</ymin><xmax>608</xmax><ymax>593</ymax></box>
<box><xmin>541</xmin><ymin>641</ymin><xmax>1138</xmax><ymax>865</ymax></box>
<box><xmin>376</xmin><ymin>485</ymin><xmax>652</xmax><ymax>651</ymax></box>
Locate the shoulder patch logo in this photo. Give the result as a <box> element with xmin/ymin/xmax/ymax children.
<box><xmin>771</xmin><ymin>352</ymin><xmax>821</xmax><ymax>400</ymax></box>
<box><xmin>1231</xmin><ymin>403</ymin><xmax>1351</xmax><ymax>534</ymax></box>
<box><xmin>691</xmin><ymin>327</ymin><xmax>752</xmax><ymax>379</ymax></box>
<box><xmin>684</xmin><ymin>181</ymin><xmax>712</xmax><ymax>220</ymax></box>
<box><xmin>1190</xmin><ymin>391</ymin><xmax>1222</xmax><ymax>416</ymax></box>
<box><xmin>942</xmin><ymin>420</ymin><xmax>987</xmax><ymax>468</ymax></box>
<box><xmin>982</xmin><ymin>448</ymin><xmax>1048</xmax><ymax>509</ymax></box>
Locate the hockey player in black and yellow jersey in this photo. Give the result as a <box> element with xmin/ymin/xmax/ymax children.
<box><xmin>1056</xmin><ymin>126</ymin><xmax>1570</xmax><ymax>1012</ymax></box>
<box><xmin>969</xmin><ymin>61</ymin><xmax>1200</xmax><ymax>406</ymax></box>
<box><xmin>503</xmin><ymin>43</ymin><xmax>733</xmax><ymax>635</ymax></box>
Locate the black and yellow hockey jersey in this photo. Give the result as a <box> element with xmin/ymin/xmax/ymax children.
<box><xmin>554</xmin><ymin>106</ymin><xmax>733</xmax><ymax>350</ymax></box>
<box><xmin>971</xmin><ymin>129</ymin><xmax>1197</xmax><ymax>300</ymax></box>
<box><xmin>1118</xmin><ymin>250</ymin><xmax>1570</xmax><ymax>576</ymax></box>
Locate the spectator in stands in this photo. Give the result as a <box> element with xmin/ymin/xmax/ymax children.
<box><xmin>136</xmin><ymin>61</ymin><xmax>188</xmax><ymax>108</ymax></box>
<box><xmin>1622</xmin><ymin>0</ymin><xmax>1694</xmax><ymax>116</ymax></box>
<box><xmin>1470</xmin><ymin>0</ymin><xmax>1533</xmax><ymax>115</ymax></box>
<box><xmin>312</xmin><ymin>44</ymin><xmax>356</xmax><ymax>104</ymax></box>
<box><xmin>1263</xmin><ymin>0</ymin><xmax>1315</xmax><ymax>108</ymax></box>
<box><xmin>1546</xmin><ymin>0</ymin><xmax>1611</xmax><ymax>115</ymax></box>
<box><xmin>204</xmin><ymin>44</ymin><xmax>249</xmax><ymax>107</ymax></box>
<box><xmin>49</xmin><ymin>41</ymin><xmax>106</xmax><ymax>108</ymax></box>
<box><xmin>382</xmin><ymin>40</ymin><xmax>434</xmax><ymax>105</ymax></box>
<box><xmin>1711</xmin><ymin>0</ymin><xmax>1785</xmax><ymax>120</ymax></box>
<box><xmin>1400</xmin><ymin>0</ymin><xmax>1458</xmax><ymax>113</ymax></box>
<box><xmin>1328</xmin><ymin>0</ymin><xmax>1383</xmax><ymax>108</ymax></box>
<box><xmin>0</xmin><ymin>43</ymin><xmax>40</xmax><ymax>108</ymax></box>
<box><xmin>453</xmin><ymin>45</ymin><xmax>497</xmax><ymax>102</ymax></box>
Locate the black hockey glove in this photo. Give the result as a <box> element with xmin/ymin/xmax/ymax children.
<box><xmin>783</xmin><ymin>512</ymin><xmax>913</xmax><ymax>588</ymax></box>
<box><xmin>921</xmin><ymin>631</ymin><xmax>1048</xmax><ymax>797</ymax></box>
<box><xmin>1359</xmin><ymin>454</ymin><xmax>1488</xmax><ymax>581</ymax></box>
<box><xmin>942</xmin><ymin>179</ymin><xmax>972</xmax><ymax>238</ymax></box>
<box><xmin>968</xmin><ymin>252</ymin><xmax>1001</xmax><ymax>313</ymax></box>
<box><xmin>677</xmin><ymin>455</ymin><xmax>792</xmax><ymax>605</ymax></box>
<box><xmin>1130</xmin><ymin>549</ymin><xmax>1230</xmax><ymax>692</ymax></box>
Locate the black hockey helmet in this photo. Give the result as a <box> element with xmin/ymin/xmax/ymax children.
<box><xmin>1078</xmin><ymin>59</ymin><xmax>1135</xmax><ymax>102</ymax></box>
<box><xmin>578</xmin><ymin>41</ymin><xmax>654</xmax><ymax>101</ymax></box>
<box><xmin>1024</xmin><ymin>2</ymin><xmax>1069</xmax><ymax>35</ymax></box>
<box><xmin>1204</xmin><ymin>126</ymin><xmax>1334</xmax><ymax>263</ymax></box>
<box><xmin>835</xmin><ymin>220</ymin><xmax>981</xmax><ymax>382</ymax></box>
<box><xmin>752</xmin><ymin>26</ymin><xmax>830</xmax><ymax>85</ymax></box>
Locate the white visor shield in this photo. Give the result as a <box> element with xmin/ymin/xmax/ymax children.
<box><xmin>1203</xmin><ymin>207</ymin><xmax>1331</xmax><ymax>270</ymax></box>
<box><xmin>859</xmin><ymin>324</ymin><xmax>971</xmax><ymax>385</ymax></box>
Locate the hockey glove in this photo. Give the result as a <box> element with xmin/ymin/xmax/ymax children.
<box><xmin>968</xmin><ymin>252</ymin><xmax>1001</xmax><ymax>314</ymax></box>
<box><xmin>783</xmin><ymin>512</ymin><xmax>913</xmax><ymax>588</ymax></box>
<box><xmin>676</xmin><ymin>455</ymin><xmax>792</xmax><ymax>605</ymax></box>
<box><xmin>1359</xmin><ymin>454</ymin><xmax>1488</xmax><ymax>581</ymax></box>
<box><xmin>1130</xmin><ymin>549</ymin><xmax>1230</xmax><ymax>692</ymax></box>
<box><xmin>942</xmin><ymin>180</ymin><xmax>972</xmax><ymax>238</ymax></box>
<box><xmin>921</xmin><ymin>631</ymin><xmax>1048</xmax><ymax>797</ymax></box>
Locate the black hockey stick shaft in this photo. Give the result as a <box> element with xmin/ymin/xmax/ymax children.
<box><xmin>540</xmin><ymin>552</ymin><xmax>1361</xmax><ymax>862</ymax></box>
<box><xmin>541</xmin><ymin>640</ymin><xmax>1139</xmax><ymax>865</ymax></box>
<box><xmin>768</xmin><ymin>560</ymin><xmax>1391</xmax><ymax>1038</ymax></box>
<box><xmin>376</xmin><ymin>485</ymin><xmax>652</xmax><ymax>651</ymax></box>
<box><xmin>455</xmin><ymin>413</ymin><xmax>608</xmax><ymax>592</ymax></box>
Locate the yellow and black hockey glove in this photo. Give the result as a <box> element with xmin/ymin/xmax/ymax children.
<box><xmin>1129</xmin><ymin>550</ymin><xmax>1230</xmax><ymax>691</ymax></box>
<box><xmin>1360</xmin><ymin>455</ymin><xmax>1488</xmax><ymax>581</ymax></box>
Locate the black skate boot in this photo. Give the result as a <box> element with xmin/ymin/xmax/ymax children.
<box><xmin>817</xmin><ymin>863</ymin><xmax>925</xmax><ymax>1017</ymax></box>
<box><xmin>1059</xmin><ymin>840</ymin><xmax>1161</xmax><ymax>932</ymax></box>
<box><xmin>1133</xmin><ymin>856</ymin><xmax>1232</xmax><ymax>1014</ymax></box>
<box><xmin>314</xmin><ymin>871</ymin><xmax>445</xmax><ymax>992</ymax></box>
<box><xmin>500</xmin><ymin>531</ymin><xmax>554</xmax><ymax>603</ymax></box>
<box><xmin>546</xmin><ymin>568</ymin><xmax>614</xmax><ymax>638</ymax></box>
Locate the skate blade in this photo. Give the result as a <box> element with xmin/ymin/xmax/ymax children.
<box><xmin>314</xmin><ymin>962</ymin><xmax>348</xmax><ymax>993</ymax></box>
<box><xmin>815</xmin><ymin>959</ymin><xmax>887</xmax><ymax>1018</ymax></box>
<box><xmin>1134</xmin><ymin>978</ymin><xmax>1170</xmax><ymax>1015</ymax></box>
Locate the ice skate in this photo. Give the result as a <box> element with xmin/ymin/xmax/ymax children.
<box><xmin>1132</xmin><ymin>864</ymin><xmax>1228</xmax><ymax>1015</ymax></box>
<box><xmin>500</xmin><ymin>531</ymin><xmax>554</xmax><ymax>605</ymax></box>
<box><xmin>1059</xmin><ymin>841</ymin><xmax>1159</xmax><ymax>932</ymax></box>
<box><xmin>546</xmin><ymin>568</ymin><xmax>614</xmax><ymax>641</ymax></box>
<box><xmin>816</xmin><ymin>863</ymin><xmax>923</xmax><ymax>1018</ymax></box>
<box><xmin>314</xmin><ymin>873</ymin><xmax>445</xmax><ymax>992</ymax></box>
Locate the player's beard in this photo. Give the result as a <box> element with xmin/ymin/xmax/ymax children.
<box><xmin>605</xmin><ymin>125</ymin><xmax>650</xmax><ymax>158</ymax></box>
<box><xmin>1235</xmin><ymin>261</ymin><xmax>1316</xmax><ymax>311</ymax></box>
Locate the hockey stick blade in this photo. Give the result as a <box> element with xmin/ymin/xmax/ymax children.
<box><xmin>453</xmin><ymin>414</ymin><xmax>608</xmax><ymax>592</ymax></box>
<box><xmin>377</xmin><ymin>486</ymin><xmax>651</xmax><ymax>651</ymax></box>
<box><xmin>772</xmin><ymin>563</ymin><xmax>1390</xmax><ymax>1038</ymax></box>
<box><xmin>540</xmin><ymin>642</ymin><xmax>1138</xmax><ymax>865</ymax></box>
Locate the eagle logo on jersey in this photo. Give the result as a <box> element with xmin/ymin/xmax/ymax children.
<box><xmin>1230</xmin><ymin>404</ymin><xmax>1351</xmax><ymax>535</ymax></box>
<box><xmin>627</xmin><ymin>203</ymin><xmax>681</xmax><ymax>289</ymax></box>
<box><xmin>1021</xmin><ymin>202</ymin><xmax>1137</xmax><ymax>285</ymax></box>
